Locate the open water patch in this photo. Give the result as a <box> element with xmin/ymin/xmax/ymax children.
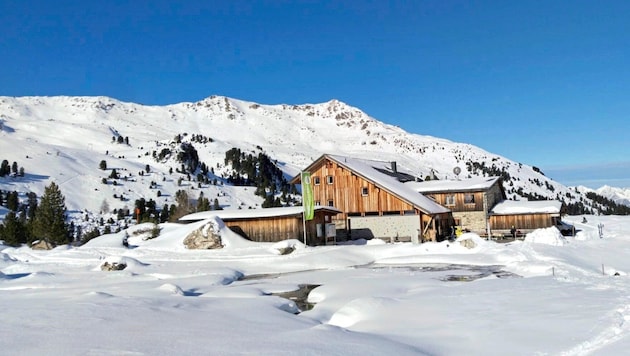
<box><xmin>272</xmin><ymin>284</ymin><xmax>320</xmax><ymax>313</ymax></box>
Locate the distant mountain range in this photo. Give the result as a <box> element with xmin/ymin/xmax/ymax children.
<box><xmin>583</xmin><ymin>186</ymin><xmax>630</xmax><ymax>207</ymax></box>
<box><xmin>0</xmin><ymin>95</ymin><xmax>627</xmax><ymax>230</ymax></box>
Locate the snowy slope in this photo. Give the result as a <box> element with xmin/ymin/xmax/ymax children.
<box><xmin>0</xmin><ymin>95</ymin><xmax>606</xmax><ymax>224</ymax></box>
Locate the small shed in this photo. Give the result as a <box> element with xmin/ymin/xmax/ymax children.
<box><xmin>179</xmin><ymin>206</ymin><xmax>341</xmax><ymax>245</ymax></box>
<box><xmin>489</xmin><ymin>200</ymin><xmax>563</xmax><ymax>236</ymax></box>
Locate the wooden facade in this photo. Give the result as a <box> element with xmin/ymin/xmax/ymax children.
<box><xmin>422</xmin><ymin>179</ymin><xmax>504</xmax><ymax>214</ymax></box>
<box><xmin>310</xmin><ymin>160</ymin><xmax>417</xmax><ymax>216</ymax></box>
<box><xmin>291</xmin><ymin>155</ymin><xmax>452</xmax><ymax>242</ymax></box>
<box><xmin>417</xmin><ymin>178</ymin><xmax>505</xmax><ymax>235</ymax></box>
<box><xmin>224</xmin><ymin>209</ymin><xmax>336</xmax><ymax>245</ymax></box>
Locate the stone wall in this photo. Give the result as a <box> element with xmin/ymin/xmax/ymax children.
<box><xmin>453</xmin><ymin>211</ymin><xmax>487</xmax><ymax>234</ymax></box>
<box><xmin>348</xmin><ymin>215</ymin><xmax>421</xmax><ymax>243</ymax></box>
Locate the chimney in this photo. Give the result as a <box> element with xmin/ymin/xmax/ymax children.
<box><xmin>391</xmin><ymin>161</ymin><xmax>397</xmax><ymax>173</ymax></box>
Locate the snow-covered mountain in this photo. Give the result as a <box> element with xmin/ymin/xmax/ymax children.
<box><xmin>0</xmin><ymin>95</ymin><xmax>615</xmax><ymax>227</ymax></box>
<box><xmin>575</xmin><ymin>185</ymin><xmax>630</xmax><ymax>207</ymax></box>
<box><xmin>596</xmin><ymin>186</ymin><xmax>630</xmax><ymax>206</ymax></box>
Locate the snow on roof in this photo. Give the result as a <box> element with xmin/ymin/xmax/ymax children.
<box><xmin>490</xmin><ymin>200</ymin><xmax>562</xmax><ymax>215</ymax></box>
<box><xmin>406</xmin><ymin>177</ymin><xmax>501</xmax><ymax>193</ymax></box>
<box><xmin>325</xmin><ymin>154</ymin><xmax>450</xmax><ymax>215</ymax></box>
<box><xmin>179</xmin><ymin>205</ymin><xmax>341</xmax><ymax>222</ymax></box>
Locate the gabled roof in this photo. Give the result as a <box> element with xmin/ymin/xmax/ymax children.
<box><xmin>490</xmin><ymin>200</ymin><xmax>562</xmax><ymax>215</ymax></box>
<box><xmin>406</xmin><ymin>177</ymin><xmax>502</xmax><ymax>194</ymax></box>
<box><xmin>179</xmin><ymin>206</ymin><xmax>342</xmax><ymax>222</ymax></box>
<box><xmin>291</xmin><ymin>154</ymin><xmax>450</xmax><ymax>215</ymax></box>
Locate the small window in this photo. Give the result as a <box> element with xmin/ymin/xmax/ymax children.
<box><xmin>315</xmin><ymin>201</ymin><xmax>321</xmax><ymax>206</ymax></box>
<box><xmin>313</xmin><ymin>176</ymin><xmax>320</xmax><ymax>185</ymax></box>
<box><xmin>327</xmin><ymin>200</ymin><xmax>334</xmax><ymax>207</ymax></box>
<box><xmin>361</xmin><ymin>187</ymin><xmax>368</xmax><ymax>196</ymax></box>
<box><xmin>464</xmin><ymin>193</ymin><xmax>475</xmax><ymax>204</ymax></box>
<box><xmin>445</xmin><ymin>194</ymin><xmax>455</xmax><ymax>206</ymax></box>
<box><xmin>326</xmin><ymin>175</ymin><xmax>334</xmax><ymax>185</ymax></box>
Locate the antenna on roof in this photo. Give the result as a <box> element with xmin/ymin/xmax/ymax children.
<box><xmin>453</xmin><ymin>166</ymin><xmax>461</xmax><ymax>180</ymax></box>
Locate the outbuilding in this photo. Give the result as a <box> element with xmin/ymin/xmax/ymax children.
<box><xmin>179</xmin><ymin>206</ymin><xmax>341</xmax><ymax>245</ymax></box>
<box><xmin>489</xmin><ymin>200</ymin><xmax>568</xmax><ymax>237</ymax></box>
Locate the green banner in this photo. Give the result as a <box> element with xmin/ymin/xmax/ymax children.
<box><xmin>301</xmin><ymin>172</ymin><xmax>314</xmax><ymax>220</ymax></box>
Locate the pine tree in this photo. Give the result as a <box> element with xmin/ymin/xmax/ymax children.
<box><xmin>26</xmin><ymin>192</ymin><xmax>38</xmax><ymax>219</ymax></box>
<box><xmin>99</xmin><ymin>160</ymin><xmax>107</xmax><ymax>170</ymax></box>
<box><xmin>6</xmin><ymin>191</ymin><xmax>19</xmax><ymax>211</ymax></box>
<box><xmin>0</xmin><ymin>160</ymin><xmax>9</xmax><ymax>176</ymax></box>
<box><xmin>159</xmin><ymin>204</ymin><xmax>169</xmax><ymax>223</ymax></box>
<box><xmin>197</xmin><ymin>192</ymin><xmax>210</xmax><ymax>212</ymax></box>
<box><xmin>0</xmin><ymin>211</ymin><xmax>26</xmax><ymax>246</ymax></box>
<box><xmin>32</xmin><ymin>182</ymin><xmax>68</xmax><ymax>245</ymax></box>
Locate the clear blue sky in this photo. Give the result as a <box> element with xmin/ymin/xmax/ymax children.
<box><xmin>1</xmin><ymin>1</ymin><xmax>629</xmax><ymax>188</ymax></box>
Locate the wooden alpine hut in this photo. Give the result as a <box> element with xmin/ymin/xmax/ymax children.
<box><xmin>290</xmin><ymin>154</ymin><xmax>452</xmax><ymax>243</ymax></box>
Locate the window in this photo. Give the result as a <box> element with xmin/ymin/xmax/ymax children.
<box><xmin>313</xmin><ymin>176</ymin><xmax>320</xmax><ymax>185</ymax></box>
<box><xmin>445</xmin><ymin>194</ymin><xmax>455</xmax><ymax>206</ymax></box>
<box><xmin>464</xmin><ymin>193</ymin><xmax>475</xmax><ymax>204</ymax></box>
<box><xmin>327</xmin><ymin>200</ymin><xmax>334</xmax><ymax>207</ymax></box>
<box><xmin>315</xmin><ymin>201</ymin><xmax>321</xmax><ymax>206</ymax></box>
<box><xmin>326</xmin><ymin>175</ymin><xmax>334</xmax><ymax>185</ymax></box>
<box><xmin>361</xmin><ymin>187</ymin><xmax>369</xmax><ymax>196</ymax></box>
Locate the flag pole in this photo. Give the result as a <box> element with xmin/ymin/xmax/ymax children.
<box><xmin>301</xmin><ymin>171</ymin><xmax>314</xmax><ymax>246</ymax></box>
<box><xmin>300</xmin><ymin>171</ymin><xmax>307</xmax><ymax>246</ymax></box>
<box><xmin>302</xmin><ymin>204</ymin><xmax>307</xmax><ymax>246</ymax></box>
<box><xmin>302</xmin><ymin>171</ymin><xmax>307</xmax><ymax>245</ymax></box>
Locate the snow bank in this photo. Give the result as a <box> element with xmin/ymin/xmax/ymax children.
<box><xmin>524</xmin><ymin>227</ymin><xmax>567</xmax><ymax>246</ymax></box>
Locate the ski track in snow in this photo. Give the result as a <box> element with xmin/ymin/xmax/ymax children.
<box><xmin>560</xmin><ymin>302</ymin><xmax>630</xmax><ymax>355</ymax></box>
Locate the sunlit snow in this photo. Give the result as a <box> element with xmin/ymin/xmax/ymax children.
<box><xmin>2</xmin><ymin>215</ymin><xmax>630</xmax><ymax>355</ymax></box>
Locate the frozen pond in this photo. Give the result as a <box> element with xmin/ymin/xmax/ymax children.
<box><xmin>239</xmin><ymin>263</ymin><xmax>521</xmax><ymax>313</ymax></box>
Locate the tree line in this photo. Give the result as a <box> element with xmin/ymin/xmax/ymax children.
<box><xmin>224</xmin><ymin>148</ymin><xmax>298</xmax><ymax>207</ymax></box>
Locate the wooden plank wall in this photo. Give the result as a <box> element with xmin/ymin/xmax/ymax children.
<box><xmin>490</xmin><ymin>214</ymin><xmax>554</xmax><ymax>230</ymax></box>
<box><xmin>225</xmin><ymin>216</ymin><xmax>302</xmax><ymax>242</ymax></box>
<box><xmin>428</xmin><ymin>191</ymin><xmax>485</xmax><ymax>212</ymax></box>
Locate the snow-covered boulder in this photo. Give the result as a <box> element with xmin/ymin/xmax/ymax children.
<box><xmin>31</xmin><ymin>240</ymin><xmax>54</xmax><ymax>250</ymax></box>
<box><xmin>100</xmin><ymin>261</ymin><xmax>127</xmax><ymax>271</ymax></box>
<box><xmin>183</xmin><ymin>220</ymin><xmax>223</xmax><ymax>249</ymax></box>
